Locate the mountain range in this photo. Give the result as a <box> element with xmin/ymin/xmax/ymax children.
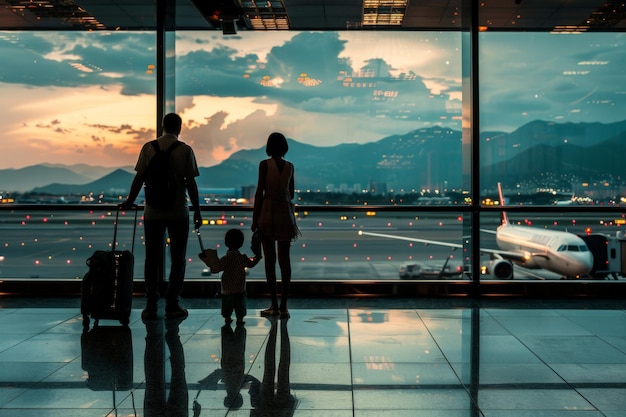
<box><xmin>2</xmin><ymin>119</ymin><xmax>625</xmax><ymax>195</ymax></box>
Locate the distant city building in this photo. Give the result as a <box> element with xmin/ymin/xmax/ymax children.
<box><xmin>368</xmin><ymin>181</ymin><xmax>387</xmax><ymax>195</ymax></box>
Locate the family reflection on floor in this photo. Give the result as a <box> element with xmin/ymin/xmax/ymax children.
<box><xmin>193</xmin><ymin>317</ymin><xmax>297</xmax><ymax>417</ymax></box>
<box><xmin>1</xmin><ymin>298</ymin><xmax>626</xmax><ymax>416</ymax></box>
<box><xmin>80</xmin><ymin>312</ymin><xmax>298</xmax><ymax>416</ymax></box>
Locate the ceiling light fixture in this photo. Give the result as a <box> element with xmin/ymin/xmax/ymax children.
<box><xmin>362</xmin><ymin>0</ymin><xmax>408</xmax><ymax>26</ymax></box>
<box><xmin>241</xmin><ymin>0</ymin><xmax>289</xmax><ymax>30</ymax></box>
<box><xmin>4</xmin><ymin>0</ymin><xmax>105</xmax><ymax>29</ymax></box>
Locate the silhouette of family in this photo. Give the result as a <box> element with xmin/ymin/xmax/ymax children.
<box><xmin>123</xmin><ymin>114</ymin><xmax>300</xmax><ymax>323</ymax></box>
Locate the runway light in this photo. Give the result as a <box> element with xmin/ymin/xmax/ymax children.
<box><xmin>323</xmin><ymin>257</ymin><xmax>327</xmax><ymax>261</ymax></box>
<box><xmin>344</xmin><ymin>256</ymin><xmax>349</xmax><ymax>261</ymax></box>
<box><xmin>302</xmin><ymin>243</ymin><xmax>306</xmax><ymax>248</ymax></box>
<box><xmin>353</xmin><ymin>243</ymin><xmax>357</xmax><ymax>248</ymax></box>
<box><xmin>300</xmin><ymin>257</ymin><xmax>305</xmax><ymax>261</ymax></box>
<box><xmin>366</xmin><ymin>256</ymin><xmax>371</xmax><ymax>261</ymax></box>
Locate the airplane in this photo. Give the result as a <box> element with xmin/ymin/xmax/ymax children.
<box><xmin>358</xmin><ymin>183</ymin><xmax>594</xmax><ymax>280</ymax></box>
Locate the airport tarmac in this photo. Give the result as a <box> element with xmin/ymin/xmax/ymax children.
<box><xmin>0</xmin><ymin>208</ymin><xmax>624</xmax><ymax>281</ymax></box>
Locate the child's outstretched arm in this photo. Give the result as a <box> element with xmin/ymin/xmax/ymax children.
<box><xmin>247</xmin><ymin>255</ymin><xmax>262</xmax><ymax>268</ymax></box>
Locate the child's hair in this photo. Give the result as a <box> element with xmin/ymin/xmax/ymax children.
<box><xmin>225</xmin><ymin>228</ymin><xmax>244</xmax><ymax>250</ymax></box>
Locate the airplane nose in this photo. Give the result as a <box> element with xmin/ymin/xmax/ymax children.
<box><xmin>574</xmin><ymin>252</ymin><xmax>594</xmax><ymax>275</ymax></box>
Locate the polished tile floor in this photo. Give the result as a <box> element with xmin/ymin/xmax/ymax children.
<box><xmin>0</xmin><ymin>297</ymin><xmax>625</xmax><ymax>416</ymax></box>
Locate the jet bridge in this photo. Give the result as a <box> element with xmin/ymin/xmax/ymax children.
<box><xmin>579</xmin><ymin>232</ymin><xmax>626</xmax><ymax>279</ymax></box>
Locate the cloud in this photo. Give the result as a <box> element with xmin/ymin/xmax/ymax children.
<box><xmin>0</xmin><ymin>32</ymin><xmax>155</xmax><ymax>95</ymax></box>
<box><xmin>184</xmin><ymin>109</ymin><xmax>270</xmax><ymax>166</ymax></box>
<box><xmin>479</xmin><ymin>32</ymin><xmax>626</xmax><ymax>131</ymax></box>
<box><xmin>175</xmin><ymin>32</ymin><xmax>459</xmax><ymax>135</ymax></box>
<box><xmin>5</xmin><ymin>29</ymin><xmax>625</xmax><ymax>170</ymax></box>
<box><xmin>86</xmin><ymin>122</ymin><xmax>155</xmax><ymax>141</ymax></box>
<box><xmin>35</xmin><ymin>120</ymin><xmax>73</xmax><ymax>135</ymax></box>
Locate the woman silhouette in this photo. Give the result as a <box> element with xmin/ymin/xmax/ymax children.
<box><xmin>251</xmin><ymin>133</ymin><xmax>300</xmax><ymax>318</ymax></box>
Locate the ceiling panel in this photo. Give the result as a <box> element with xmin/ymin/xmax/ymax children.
<box><xmin>0</xmin><ymin>0</ymin><xmax>623</xmax><ymax>31</ymax></box>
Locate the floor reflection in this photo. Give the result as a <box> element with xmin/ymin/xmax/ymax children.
<box><xmin>144</xmin><ymin>318</ymin><xmax>188</xmax><ymax>417</ymax></box>
<box><xmin>251</xmin><ymin>318</ymin><xmax>298</xmax><ymax>417</ymax></box>
<box><xmin>81</xmin><ymin>324</ymin><xmax>135</xmax><ymax>413</ymax></box>
<box><xmin>195</xmin><ymin>323</ymin><xmax>251</xmax><ymax>413</ymax></box>
<box><xmin>0</xmin><ymin>299</ymin><xmax>625</xmax><ymax>416</ymax></box>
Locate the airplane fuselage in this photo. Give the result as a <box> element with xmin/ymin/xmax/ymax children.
<box><xmin>496</xmin><ymin>223</ymin><xmax>593</xmax><ymax>277</ymax></box>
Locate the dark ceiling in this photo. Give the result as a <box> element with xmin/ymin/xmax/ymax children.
<box><xmin>0</xmin><ymin>0</ymin><xmax>625</xmax><ymax>31</ymax></box>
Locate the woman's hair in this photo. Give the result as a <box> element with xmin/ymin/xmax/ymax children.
<box><xmin>225</xmin><ymin>228</ymin><xmax>244</xmax><ymax>250</ymax></box>
<box><xmin>265</xmin><ymin>132</ymin><xmax>288</xmax><ymax>157</ymax></box>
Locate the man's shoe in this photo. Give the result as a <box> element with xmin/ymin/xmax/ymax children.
<box><xmin>165</xmin><ymin>306</ymin><xmax>188</xmax><ymax>320</ymax></box>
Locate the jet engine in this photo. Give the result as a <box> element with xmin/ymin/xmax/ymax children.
<box><xmin>480</xmin><ymin>259</ymin><xmax>514</xmax><ymax>280</ymax></box>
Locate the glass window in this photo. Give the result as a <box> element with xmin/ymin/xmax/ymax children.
<box><xmin>479</xmin><ymin>33</ymin><xmax>626</xmax><ymax>203</ymax></box>
<box><xmin>174</xmin><ymin>31</ymin><xmax>463</xmax><ymax>204</ymax></box>
<box><xmin>0</xmin><ymin>31</ymin><xmax>156</xmax><ymax>202</ymax></box>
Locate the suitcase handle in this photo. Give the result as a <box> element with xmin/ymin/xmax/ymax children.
<box><xmin>113</xmin><ymin>206</ymin><xmax>138</xmax><ymax>253</ymax></box>
<box><xmin>197</xmin><ymin>230</ymin><xmax>205</xmax><ymax>252</ymax></box>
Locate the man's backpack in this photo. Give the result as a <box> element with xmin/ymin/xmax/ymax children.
<box><xmin>144</xmin><ymin>140</ymin><xmax>182</xmax><ymax>208</ymax></box>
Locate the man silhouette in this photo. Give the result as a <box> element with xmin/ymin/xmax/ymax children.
<box><xmin>123</xmin><ymin>113</ymin><xmax>202</xmax><ymax>320</ymax></box>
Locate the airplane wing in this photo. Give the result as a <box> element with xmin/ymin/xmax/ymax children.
<box><xmin>358</xmin><ymin>230</ymin><xmax>463</xmax><ymax>249</ymax></box>
<box><xmin>357</xmin><ymin>230</ymin><xmax>526</xmax><ymax>262</ymax></box>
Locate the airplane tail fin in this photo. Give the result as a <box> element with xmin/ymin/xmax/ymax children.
<box><xmin>497</xmin><ymin>182</ymin><xmax>509</xmax><ymax>225</ymax></box>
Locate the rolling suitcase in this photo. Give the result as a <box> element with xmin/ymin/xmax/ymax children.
<box><xmin>81</xmin><ymin>206</ymin><xmax>137</xmax><ymax>329</ymax></box>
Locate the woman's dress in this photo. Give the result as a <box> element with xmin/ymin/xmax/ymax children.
<box><xmin>257</xmin><ymin>158</ymin><xmax>300</xmax><ymax>241</ymax></box>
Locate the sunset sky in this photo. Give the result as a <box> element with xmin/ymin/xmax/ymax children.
<box><xmin>1</xmin><ymin>30</ymin><xmax>624</xmax><ymax>169</ymax></box>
